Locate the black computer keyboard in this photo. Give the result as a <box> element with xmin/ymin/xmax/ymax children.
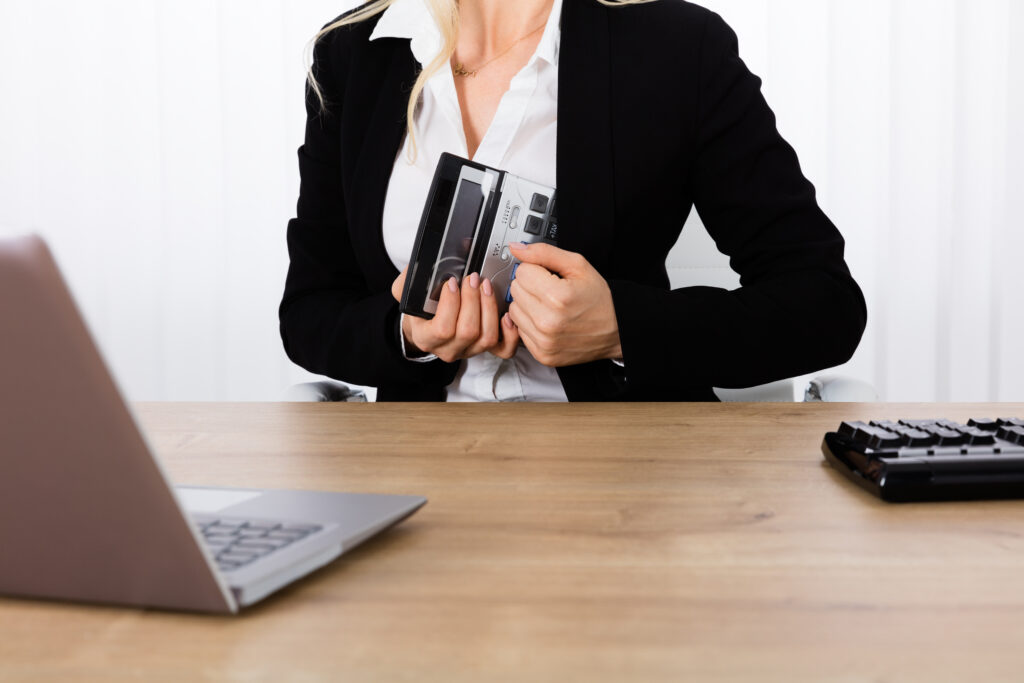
<box><xmin>822</xmin><ymin>417</ymin><xmax>1024</xmax><ymax>502</ymax></box>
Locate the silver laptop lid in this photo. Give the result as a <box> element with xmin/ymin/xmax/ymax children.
<box><xmin>0</xmin><ymin>235</ymin><xmax>235</xmax><ymax>613</ymax></box>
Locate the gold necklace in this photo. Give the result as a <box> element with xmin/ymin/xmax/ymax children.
<box><xmin>452</xmin><ymin>22</ymin><xmax>547</xmax><ymax>78</ymax></box>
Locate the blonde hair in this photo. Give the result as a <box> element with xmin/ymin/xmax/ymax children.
<box><xmin>307</xmin><ymin>0</ymin><xmax>656</xmax><ymax>162</ymax></box>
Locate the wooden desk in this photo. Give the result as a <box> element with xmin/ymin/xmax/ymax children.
<box><xmin>3</xmin><ymin>402</ymin><xmax>1024</xmax><ymax>681</ymax></box>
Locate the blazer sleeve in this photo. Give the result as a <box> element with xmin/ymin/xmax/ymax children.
<box><xmin>608</xmin><ymin>11</ymin><xmax>867</xmax><ymax>393</ymax></box>
<box><xmin>278</xmin><ymin>29</ymin><xmax>459</xmax><ymax>390</ymax></box>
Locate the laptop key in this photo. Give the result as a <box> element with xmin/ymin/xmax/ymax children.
<box><xmin>233</xmin><ymin>543</ymin><xmax>273</xmax><ymax>556</ymax></box>
<box><xmin>237</xmin><ymin>528</ymin><xmax>269</xmax><ymax>538</ymax></box>
<box><xmin>218</xmin><ymin>551</ymin><xmax>258</xmax><ymax>563</ymax></box>
<box><xmin>211</xmin><ymin>520</ymin><xmax>247</xmax><ymax>529</ymax></box>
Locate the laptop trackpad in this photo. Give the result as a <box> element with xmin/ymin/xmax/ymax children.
<box><xmin>176</xmin><ymin>487</ymin><xmax>263</xmax><ymax>513</ymax></box>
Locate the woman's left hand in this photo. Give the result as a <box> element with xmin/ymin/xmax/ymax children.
<box><xmin>506</xmin><ymin>242</ymin><xmax>623</xmax><ymax>368</ymax></box>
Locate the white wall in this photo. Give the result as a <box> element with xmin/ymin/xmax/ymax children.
<box><xmin>0</xmin><ymin>0</ymin><xmax>1021</xmax><ymax>401</ymax></box>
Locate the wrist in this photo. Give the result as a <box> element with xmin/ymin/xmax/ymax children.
<box><xmin>399</xmin><ymin>313</ymin><xmax>435</xmax><ymax>361</ymax></box>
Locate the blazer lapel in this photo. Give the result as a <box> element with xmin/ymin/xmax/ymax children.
<box><xmin>348</xmin><ymin>40</ymin><xmax>418</xmax><ymax>291</ymax></box>
<box><xmin>556</xmin><ymin>0</ymin><xmax>616</xmax><ymax>272</ymax></box>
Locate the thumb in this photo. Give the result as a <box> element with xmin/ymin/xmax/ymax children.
<box><xmin>508</xmin><ymin>242</ymin><xmax>586</xmax><ymax>278</ymax></box>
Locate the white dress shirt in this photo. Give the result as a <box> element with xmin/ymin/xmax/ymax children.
<box><xmin>372</xmin><ymin>0</ymin><xmax>568</xmax><ymax>402</ymax></box>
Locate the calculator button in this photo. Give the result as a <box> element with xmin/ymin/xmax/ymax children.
<box><xmin>530</xmin><ymin>193</ymin><xmax>549</xmax><ymax>213</ymax></box>
<box><xmin>500</xmin><ymin>246</ymin><xmax>511</xmax><ymax>262</ymax></box>
<box><xmin>525</xmin><ymin>215</ymin><xmax>543</xmax><ymax>236</ymax></box>
<box><xmin>549</xmin><ymin>197</ymin><xmax>557</xmax><ymax>218</ymax></box>
<box><xmin>510</xmin><ymin>206</ymin><xmax>521</xmax><ymax>229</ymax></box>
<box><xmin>505</xmin><ymin>263</ymin><xmax>520</xmax><ymax>304</ymax></box>
<box><xmin>546</xmin><ymin>222</ymin><xmax>559</xmax><ymax>242</ymax></box>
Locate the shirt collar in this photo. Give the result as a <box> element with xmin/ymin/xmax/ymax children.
<box><xmin>370</xmin><ymin>0</ymin><xmax>562</xmax><ymax>68</ymax></box>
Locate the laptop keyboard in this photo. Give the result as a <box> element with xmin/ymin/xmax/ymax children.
<box><xmin>192</xmin><ymin>516</ymin><xmax>323</xmax><ymax>572</ymax></box>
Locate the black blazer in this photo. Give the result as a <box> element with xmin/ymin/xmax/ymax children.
<box><xmin>279</xmin><ymin>0</ymin><xmax>867</xmax><ymax>402</ymax></box>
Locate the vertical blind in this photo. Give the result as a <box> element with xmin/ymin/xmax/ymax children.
<box><xmin>0</xmin><ymin>0</ymin><xmax>1020</xmax><ymax>401</ymax></box>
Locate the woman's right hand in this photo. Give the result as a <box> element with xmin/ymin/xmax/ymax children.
<box><xmin>391</xmin><ymin>269</ymin><xmax>520</xmax><ymax>363</ymax></box>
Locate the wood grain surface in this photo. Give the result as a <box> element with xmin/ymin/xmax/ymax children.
<box><xmin>3</xmin><ymin>402</ymin><xmax>1024</xmax><ymax>682</ymax></box>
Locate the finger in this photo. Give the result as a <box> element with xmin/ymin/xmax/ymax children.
<box><xmin>464</xmin><ymin>277</ymin><xmax>500</xmax><ymax>357</ymax></box>
<box><xmin>450</xmin><ymin>272</ymin><xmax>482</xmax><ymax>355</ymax></box>
<box><xmin>507</xmin><ymin>280</ymin><xmax>547</xmax><ymax>339</ymax></box>
<box><xmin>508</xmin><ymin>242</ymin><xmax>587</xmax><ymax>278</ymax></box>
<box><xmin>512</xmin><ymin>262</ymin><xmax>566</xmax><ymax>303</ymax></box>
<box><xmin>512</xmin><ymin>319</ymin><xmax>554</xmax><ymax>366</ymax></box>
<box><xmin>422</xmin><ymin>276</ymin><xmax>461</xmax><ymax>348</ymax></box>
<box><xmin>391</xmin><ymin>267</ymin><xmax>408</xmax><ymax>302</ymax></box>
<box><xmin>491</xmin><ymin>313</ymin><xmax>521</xmax><ymax>360</ymax></box>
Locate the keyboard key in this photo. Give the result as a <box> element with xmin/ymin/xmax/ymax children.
<box><xmin>280</xmin><ymin>523</ymin><xmax>321</xmax><ymax>533</ymax></box>
<box><xmin>246</xmin><ymin>537</ymin><xmax>291</xmax><ymax>549</ymax></box>
<box><xmin>968</xmin><ymin>418</ymin><xmax>1000</xmax><ymax>431</ymax></box>
<box><xmin>237</xmin><ymin>528</ymin><xmax>269</xmax><ymax>538</ymax></box>
<box><xmin>920</xmin><ymin>427</ymin><xmax>968</xmax><ymax>446</ymax></box>
<box><xmin>900</xmin><ymin>419</ymin><xmax>941</xmax><ymax>429</ymax></box>
<box><xmin>891</xmin><ymin>427</ymin><xmax>939</xmax><ymax>447</ymax></box>
<box><xmin>204</xmin><ymin>533</ymin><xmax>238</xmax><ymax>543</ymax></box>
<box><xmin>530</xmin><ymin>193</ymin><xmax>549</xmax><ymax>213</ymax></box>
<box><xmin>838</xmin><ymin>421</ymin><xmax>869</xmax><ymax>437</ymax></box>
<box><xmin>868</xmin><ymin>430</ymin><xmax>903</xmax><ymax>450</ymax></box>
<box><xmin>998</xmin><ymin>426</ymin><xmax>1024</xmax><ymax>445</ymax></box>
<box><xmin>546</xmin><ymin>222</ymin><xmax>559</xmax><ymax>241</ymax></box>
<box><xmin>233</xmin><ymin>543</ymin><xmax>274</xmax><ymax>556</ymax></box>
<box><xmin>955</xmin><ymin>426</ymin><xmax>997</xmax><ymax>445</ymax></box>
<box><xmin>211</xmin><ymin>520</ymin><xmax>246</xmax><ymax>529</ymax></box>
<box><xmin>998</xmin><ymin>418</ymin><xmax>1024</xmax><ymax>428</ymax></box>
<box><xmin>218</xmin><ymin>551</ymin><xmax>259</xmax><ymax>563</ymax></box>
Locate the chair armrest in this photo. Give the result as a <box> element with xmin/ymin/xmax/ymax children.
<box><xmin>284</xmin><ymin>381</ymin><xmax>368</xmax><ymax>403</ymax></box>
<box><xmin>714</xmin><ymin>379</ymin><xmax>797</xmax><ymax>403</ymax></box>
<box><xmin>803</xmin><ymin>375</ymin><xmax>878</xmax><ymax>403</ymax></box>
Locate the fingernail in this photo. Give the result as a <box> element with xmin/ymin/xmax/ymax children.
<box><xmin>503</xmin><ymin>313</ymin><xmax>514</xmax><ymax>328</ymax></box>
<box><xmin>448</xmin><ymin>277</ymin><xmax>459</xmax><ymax>293</ymax></box>
<box><xmin>515</xmin><ymin>241</ymin><xmax>530</xmax><ymax>249</ymax></box>
<box><xmin>481</xmin><ymin>278</ymin><xmax>493</xmax><ymax>296</ymax></box>
<box><xmin>469</xmin><ymin>272</ymin><xmax>480</xmax><ymax>289</ymax></box>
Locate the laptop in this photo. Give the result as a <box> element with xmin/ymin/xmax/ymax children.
<box><xmin>0</xmin><ymin>235</ymin><xmax>425</xmax><ymax>614</ymax></box>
